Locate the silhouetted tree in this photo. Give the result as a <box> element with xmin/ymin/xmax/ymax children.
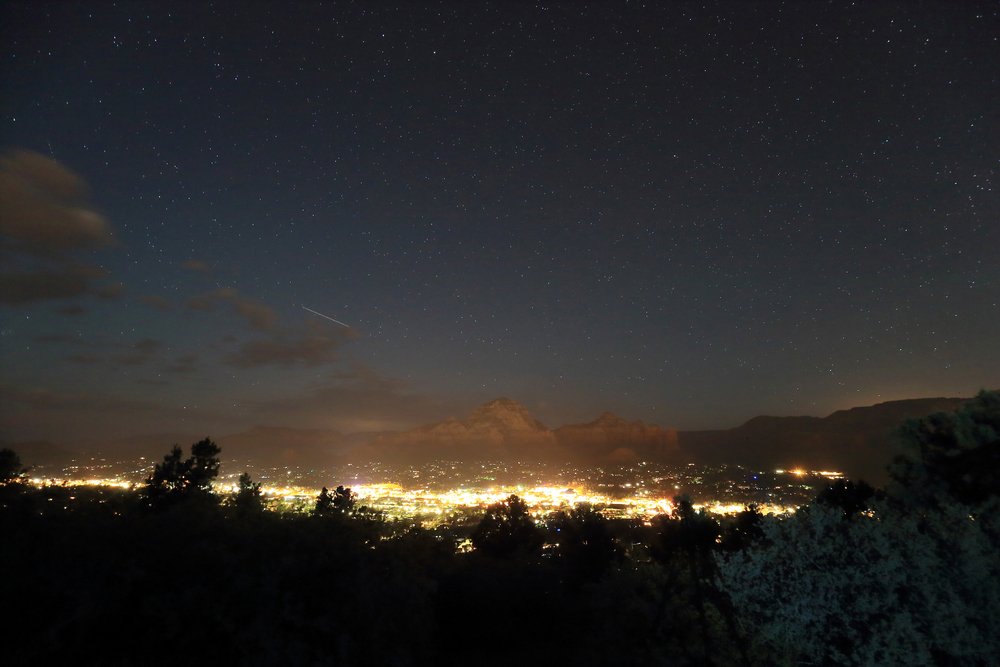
<box><xmin>720</xmin><ymin>504</ymin><xmax>764</xmax><ymax>551</ymax></box>
<box><xmin>145</xmin><ymin>445</ymin><xmax>187</xmax><ymax>505</ymax></box>
<box><xmin>815</xmin><ymin>479</ymin><xmax>879</xmax><ymax>518</ymax></box>
<box><xmin>472</xmin><ymin>494</ymin><xmax>544</xmax><ymax>558</ymax></box>
<box><xmin>651</xmin><ymin>496</ymin><xmax>720</xmax><ymax>568</ymax></box>
<box><xmin>549</xmin><ymin>503</ymin><xmax>621</xmax><ymax>581</ymax></box>
<box><xmin>144</xmin><ymin>438</ymin><xmax>222</xmax><ymax>507</ymax></box>
<box><xmin>333</xmin><ymin>485</ymin><xmax>356</xmax><ymax>513</ymax></box>
<box><xmin>651</xmin><ymin>496</ymin><xmax>724</xmax><ymax>666</ymax></box>
<box><xmin>186</xmin><ymin>437</ymin><xmax>222</xmax><ymax>495</ymax></box>
<box><xmin>232</xmin><ymin>472</ymin><xmax>264</xmax><ymax>515</ymax></box>
<box><xmin>0</xmin><ymin>448</ymin><xmax>26</xmax><ymax>484</ymax></box>
<box><xmin>889</xmin><ymin>389</ymin><xmax>1000</xmax><ymax>506</ymax></box>
<box><xmin>314</xmin><ymin>486</ymin><xmax>335</xmax><ymax>515</ymax></box>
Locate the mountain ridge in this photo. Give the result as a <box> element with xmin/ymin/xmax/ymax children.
<box><xmin>678</xmin><ymin>395</ymin><xmax>974</xmax><ymax>483</ymax></box>
<box><xmin>7</xmin><ymin>394</ymin><xmax>983</xmax><ymax>483</ymax></box>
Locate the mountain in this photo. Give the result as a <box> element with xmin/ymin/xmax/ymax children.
<box><xmin>677</xmin><ymin>396</ymin><xmax>972</xmax><ymax>483</ymax></box>
<box><xmin>352</xmin><ymin>399</ymin><xmax>682</xmax><ymax>464</ymax></box>
<box><xmin>76</xmin><ymin>432</ymin><xmax>201</xmax><ymax>460</ymax></box>
<box><xmin>7</xmin><ymin>394</ymin><xmax>983</xmax><ymax>481</ymax></box>
<box><xmin>2</xmin><ymin>439</ymin><xmax>78</xmax><ymax>470</ymax></box>
<box><xmin>555</xmin><ymin>412</ymin><xmax>680</xmax><ymax>463</ymax></box>
<box><xmin>353</xmin><ymin>398</ymin><xmax>563</xmax><ymax>462</ymax></box>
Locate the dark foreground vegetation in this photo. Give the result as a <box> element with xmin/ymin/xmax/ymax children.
<box><xmin>2</xmin><ymin>392</ymin><xmax>998</xmax><ymax>666</ymax></box>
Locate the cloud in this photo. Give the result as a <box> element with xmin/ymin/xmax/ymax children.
<box><xmin>225</xmin><ymin>326</ymin><xmax>356</xmax><ymax>368</ymax></box>
<box><xmin>114</xmin><ymin>338</ymin><xmax>163</xmax><ymax>366</ymax></box>
<box><xmin>133</xmin><ymin>338</ymin><xmax>162</xmax><ymax>355</ymax></box>
<box><xmin>0</xmin><ymin>150</ymin><xmax>121</xmax><ymax>307</ymax></box>
<box><xmin>0</xmin><ymin>150</ymin><xmax>115</xmax><ymax>255</ymax></box>
<box><xmin>0</xmin><ymin>383</ymin><xmax>228</xmax><ymax>442</ymax></box>
<box><xmin>56</xmin><ymin>304</ymin><xmax>87</xmax><ymax>316</ymax></box>
<box><xmin>95</xmin><ymin>282</ymin><xmax>124</xmax><ymax>299</ymax></box>
<box><xmin>139</xmin><ymin>294</ymin><xmax>172</xmax><ymax>311</ymax></box>
<box><xmin>248</xmin><ymin>365</ymin><xmax>460</xmax><ymax>432</ymax></box>
<box><xmin>0</xmin><ymin>384</ymin><xmax>177</xmax><ymax>423</ymax></box>
<box><xmin>164</xmin><ymin>354</ymin><xmax>198</xmax><ymax>374</ymax></box>
<box><xmin>0</xmin><ymin>264</ymin><xmax>113</xmax><ymax>305</ymax></box>
<box><xmin>188</xmin><ymin>288</ymin><xmax>277</xmax><ymax>331</ymax></box>
<box><xmin>227</xmin><ymin>297</ymin><xmax>277</xmax><ymax>331</ymax></box>
<box><xmin>34</xmin><ymin>334</ymin><xmax>78</xmax><ymax>343</ymax></box>
<box><xmin>135</xmin><ymin>378</ymin><xmax>169</xmax><ymax>386</ymax></box>
<box><xmin>181</xmin><ymin>259</ymin><xmax>211</xmax><ymax>272</ymax></box>
<box><xmin>67</xmin><ymin>353</ymin><xmax>101</xmax><ymax>365</ymax></box>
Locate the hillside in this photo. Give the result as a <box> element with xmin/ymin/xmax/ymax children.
<box><xmin>677</xmin><ymin>396</ymin><xmax>972</xmax><ymax>483</ymax></box>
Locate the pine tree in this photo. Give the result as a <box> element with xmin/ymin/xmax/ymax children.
<box><xmin>314</xmin><ymin>486</ymin><xmax>335</xmax><ymax>515</ymax></box>
<box><xmin>233</xmin><ymin>472</ymin><xmax>264</xmax><ymax>515</ymax></box>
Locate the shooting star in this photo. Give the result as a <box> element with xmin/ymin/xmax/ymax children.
<box><xmin>302</xmin><ymin>306</ymin><xmax>351</xmax><ymax>328</ymax></box>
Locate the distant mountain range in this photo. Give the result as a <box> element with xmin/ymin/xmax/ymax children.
<box><xmin>677</xmin><ymin>396</ymin><xmax>971</xmax><ymax>483</ymax></box>
<box><xmin>6</xmin><ymin>394</ymin><xmax>980</xmax><ymax>484</ymax></box>
<box><xmin>352</xmin><ymin>398</ymin><xmax>680</xmax><ymax>464</ymax></box>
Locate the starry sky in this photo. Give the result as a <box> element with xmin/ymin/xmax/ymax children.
<box><xmin>1</xmin><ymin>1</ymin><xmax>998</xmax><ymax>446</ymax></box>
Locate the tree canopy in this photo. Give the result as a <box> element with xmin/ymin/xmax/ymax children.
<box><xmin>471</xmin><ymin>494</ymin><xmax>544</xmax><ymax>558</ymax></box>
<box><xmin>314</xmin><ymin>485</ymin><xmax>356</xmax><ymax>517</ymax></box>
<box><xmin>232</xmin><ymin>472</ymin><xmax>264</xmax><ymax>515</ymax></box>
<box><xmin>145</xmin><ymin>438</ymin><xmax>222</xmax><ymax>507</ymax></box>
<box><xmin>0</xmin><ymin>448</ymin><xmax>25</xmax><ymax>484</ymax></box>
<box><xmin>890</xmin><ymin>389</ymin><xmax>1000</xmax><ymax>506</ymax></box>
<box><xmin>717</xmin><ymin>500</ymin><xmax>1000</xmax><ymax>665</ymax></box>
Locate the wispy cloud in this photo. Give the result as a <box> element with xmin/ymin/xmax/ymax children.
<box><xmin>114</xmin><ymin>338</ymin><xmax>163</xmax><ymax>366</ymax></box>
<box><xmin>224</xmin><ymin>323</ymin><xmax>357</xmax><ymax>368</ymax></box>
<box><xmin>188</xmin><ymin>288</ymin><xmax>278</xmax><ymax>331</ymax></box>
<box><xmin>0</xmin><ymin>383</ymin><xmax>228</xmax><ymax>442</ymax></box>
<box><xmin>0</xmin><ymin>264</ymin><xmax>110</xmax><ymax>305</ymax></box>
<box><xmin>56</xmin><ymin>304</ymin><xmax>87</xmax><ymax>316</ymax></box>
<box><xmin>163</xmin><ymin>353</ymin><xmax>198</xmax><ymax>374</ymax></box>
<box><xmin>247</xmin><ymin>364</ymin><xmax>459</xmax><ymax>432</ymax></box>
<box><xmin>139</xmin><ymin>294</ymin><xmax>172</xmax><ymax>311</ymax></box>
<box><xmin>0</xmin><ymin>150</ymin><xmax>121</xmax><ymax>306</ymax></box>
<box><xmin>181</xmin><ymin>259</ymin><xmax>211</xmax><ymax>272</ymax></box>
<box><xmin>0</xmin><ymin>150</ymin><xmax>115</xmax><ymax>254</ymax></box>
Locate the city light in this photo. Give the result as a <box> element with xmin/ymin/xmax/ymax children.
<box><xmin>24</xmin><ymin>471</ymin><xmax>814</xmax><ymax>523</ymax></box>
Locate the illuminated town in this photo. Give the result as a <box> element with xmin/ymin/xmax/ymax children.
<box><xmin>27</xmin><ymin>458</ymin><xmax>842</xmax><ymax>526</ymax></box>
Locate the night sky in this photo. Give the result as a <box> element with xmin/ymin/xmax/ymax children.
<box><xmin>1</xmin><ymin>2</ymin><xmax>997</xmax><ymax>446</ymax></box>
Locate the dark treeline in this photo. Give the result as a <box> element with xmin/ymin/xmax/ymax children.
<box><xmin>1</xmin><ymin>391</ymin><xmax>998</xmax><ymax>666</ymax></box>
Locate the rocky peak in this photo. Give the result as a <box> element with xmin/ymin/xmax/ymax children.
<box><xmin>592</xmin><ymin>411</ymin><xmax>628</xmax><ymax>428</ymax></box>
<box><xmin>468</xmin><ymin>398</ymin><xmax>548</xmax><ymax>432</ymax></box>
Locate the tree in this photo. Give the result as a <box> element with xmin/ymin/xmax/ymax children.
<box><xmin>471</xmin><ymin>494</ymin><xmax>544</xmax><ymax>558</ymax></box>
<box><xmin>333</xmin><ymin>485</ymin><xmax>356</xmax><ymax>513</ymax></box>
<box><xmin>314</xmin><ymin>486</ymin><xmax>335</xmax><ymax>516</ymax></box>
<box><xmin>145</xmin><ymin>445</ymin><xmax>187</xmax><ymax>505</ymax></box>
<box><xmin>233</xmin><ymin>472</ymin><xmax>264</xmax><ymax>515</ymax></box>
<box><xmin>889</xmin><ymin>389</ymin><xmax>1000</xmax><ymax>506</ymax></box>
<box><xmin>815</xmin><ymin>479</ymin><xmax>880</xmax><ymax>518</ymax></box>
<box><xmin>144</xmin><ymin>438</ymin><xmax>222</xmax><ymax>507</ymax></box>
<box><xmin>717</xmin><ymin>500</ymin><xmax>1000</xmax><ymax>665</ymax></box>
<box><xmin>186</xmin><ymin>437</ymin><xmax>222</xmax><ymax>495</ymax></box>
<box><xmin>650</xmin><ymin>496</ymin><xmax>725</xmax><ymax>665</ymax></box>
<box><xmin>314</xmin><ymin>485</ymin><xmax>356</xmax><ymax>517</ymax></box>
<box><xmin>0</xmin><ymin>448</ymin><xmax>26</xmax><ymax>484</ymax></box>
<box><xmin>651</xmin><ymin>495</ymin><xmax>720</xmax><ymax>568</ymax></box>
<box><xmin>549</xmin><ymin>503</ymin><xmax>621</xmax><ymax>580</ymax></box>
<box><xmin>720</xmin><ymin>504</ymin><xmax>764</xmax><ymax>552</ymax></box>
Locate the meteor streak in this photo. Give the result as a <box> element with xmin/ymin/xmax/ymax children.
<box><xmin>302</xmin><ymin>306</ymin><xmax>350</xmax><ymax>328</ymax></box>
